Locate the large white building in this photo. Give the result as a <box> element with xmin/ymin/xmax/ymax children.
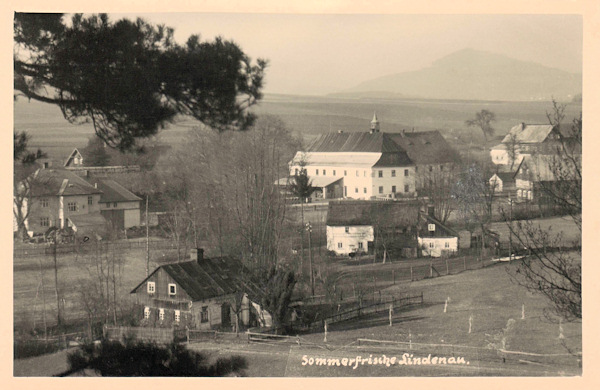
<box><xmin>289</xmin><ymin>114</ymin><xmax>417</xmax><ymax>200</ymax></box>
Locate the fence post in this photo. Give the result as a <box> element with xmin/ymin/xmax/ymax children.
<box><xmin>393</xmin><ymin>269</ymin><xmax>395</xmax><ymax>284</ymax></box>
<box><xmin>186</xmin><ymin>327</ymin><xmax>190</xmax><ymax>345</ymax></box>
<box><xmin>430</xmin><ymin>264</ymin><xmax>433</xmax><ymax>278</ymax></box>
<box><xmin>445</xmin><ymin>259</ymin><xmax>449</xmax><ymax>275</ymax></box>
<box><xmin>463</xmin><ymin>257</ymin><xmax>466</xmax><ymax>271</ymax></box>
<box><xmin>410</xmin><ymin>267</ymin><xmax>413</xmax><ymax>281</ymax></box>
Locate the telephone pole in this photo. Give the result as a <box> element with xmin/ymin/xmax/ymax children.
<box><xmin>146</xmin><ymin>195</ymin><xmax>150</xmax><ymax>276</ymax></box>
<box><xmin>306</xmin><ymin>222</ymin><xmax>314</xmax><ymax>296</ymax></box>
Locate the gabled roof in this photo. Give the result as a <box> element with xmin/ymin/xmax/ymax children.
<box><xmin>95</xmin><ymin>179</ymin><xmax>142</xmax><ymax>203</ymax></box>
<box><xmin>501</xmin><ymin>123</ymin><xmax>555</xmax><ymax>144</ymax></box>
<box><xmin>31</xmin><ymin>169</ymin><xmax>103</xmax><ymax>197</ymax></box>
<box><xmin>306</xmin><ymin>132</ymin><xmax>407</xmax><ymax>153</ymax></box>
<box><xmin>419</xmin><ymin>213</ymin><xmax>459</xmax><ymax>238</ymax></box>
<box><xmin>515</xmin><ymin>154</ymin><xmax>580</xmax><ymax>182</ymax></box>
<box><xmin>131</xmin><ymin>257</ymin><xmax>263</xmax><ymax>302</ymax></box>
<box><xmin>490</xmin><ymin>171</ymin><xmax>516</xmax><ymax>184</ymax></box>
<box><xmin>373</xmin><ymin>152</ymin><xmax>413</xmax><ymax>167</ymax></box>
<box><xmin>64</xmin><ymin>148</ymin><xmax>83</xmax><ymax>167</ymax></box>
<box><xmin>326</xmin><ymin>200</ymin><xmax>421</xmax><ymax>227</ymax></box>
<box><xmin>388</xmin><ymin>131</ymin><xmax>461</xmax><ymax>165</ymax></box>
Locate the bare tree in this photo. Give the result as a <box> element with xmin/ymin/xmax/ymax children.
<box><xmin>506</xmin><ymin>101</ymin><xmax>581</xmax><ymax>321</ymax></box>
<box><xmin>416</xmin><ymin>167</ymin><xmax>457</xmax><ymax>224</ymax></box>
<box><xmin>466</xmin><ymin>109</ymin><xmax>496</xmax><ymax>142</ymax></box>
<box><xmin>505</xmin><ymin>132</ymin><xmax>521</xmax><ymax>170</ymax></box>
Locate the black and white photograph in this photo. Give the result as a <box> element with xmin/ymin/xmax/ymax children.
<box><xmin>9</xmin><ymin>1</ymin><xmax>592</xmax><ymax>380</ymax></box>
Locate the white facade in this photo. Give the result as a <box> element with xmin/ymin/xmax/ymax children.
<box><xmin>290</xmin><ymin>152</ymin><xmax>415</xmax><ymax>200</ymax></box>
<box><xmin>418</xmin><ymin>236</ymin><xmax>458</xmax><ymax>257</ymax></box>
<box><xmin>327</xmin><ymin>225</ymin><xmax>374</xmax><ymax>255</ymax></box>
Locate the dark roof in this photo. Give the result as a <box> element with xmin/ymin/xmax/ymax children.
<box><xmin>326</xmin><ymin>200</ymin><xmax>421</xmax><ymax>227</ymax></box>
<box><xmin>306</xmin><ymin>132</ymin><xmax>407</xmax><ymax>153</ymax></box>
<box><xmin>373</xmin><ymin>152</ymin><xmax>413</xmax><ymax>167</ymax></box>
<box><xmin>492</xmin><ymin>172</ymin><xmax>516</xmax><ymax>184</ymax></box>
<box><xmin>419</xmin><ymin>213</ymin><xmax>459</xmax><ymax>238</ymax></box>
<box><xmin>64</xmin><ymin>148</ymin><xmax>83</xmax><ymax>167</ymax></box>
<box><xmin>131</xmin><ymin>257</ymin><xmax>263</xmax><ymax>302</ymax></box>
<box><xmin>95</xmin><ymin>179</ymin><xmax>142</xmax><ymax>203</ymax></box>
<box><xmin>388</xmin><ymin>131</ymin><xmax>461</xmax><ymax>165</ymax></box>
<box><xmin>31</xmin><ymin>169</ymin><xmax>103</xmax><ymax>197</ymax></box>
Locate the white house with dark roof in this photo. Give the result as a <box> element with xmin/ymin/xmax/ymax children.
<box><xmin>417</xmin><ymin>212</ymin><xmax>459</xmax><ymax>257</ymax></box>
<box><xmin>289</xmin><ymin>115</ymin><xmax>416</xmax><ymax>199</ymax></box>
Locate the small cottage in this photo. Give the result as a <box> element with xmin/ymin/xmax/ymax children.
<box><xmin>417</xmin><ymin>213</ymin><xmax>459</xmax><ymax>257</ymax></box>
<box><xmin>489</xmin><ymin>171</ymin><xmax>516</xmax><ymax>196</ymax></box>
<box><xmin>130</xmin><ymin>249</ymin><xmax>269</xmax><ymax>331</ymax></box>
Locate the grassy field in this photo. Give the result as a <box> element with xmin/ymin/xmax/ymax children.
<box><xmin>14</xmin><ymin>260</ymin><xmax>582</xmax><ymax>376</ymax></box>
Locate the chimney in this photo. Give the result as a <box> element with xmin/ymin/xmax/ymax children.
<box><xmin>521</xmin><ymin>122</ymin><xmax>526</xmax><ymax>130</ymax></box>
<box><xmin>190</xmin><ymin>248</ymin><xmax>204</xmax><ymax>263</ymax></box>
<box><xmin>94</xmin><ymin>183</ymin><xmax>98</xmax><ymax>188</ymax></box>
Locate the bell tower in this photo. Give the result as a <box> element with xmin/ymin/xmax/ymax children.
<box><xmin>370</xmin><ymin>112</ymin><xmax>380</xmax><ymax>133</ymax></box>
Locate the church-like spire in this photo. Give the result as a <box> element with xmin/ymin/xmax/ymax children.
<box><xmin>370</xmin><ymin>112</ymin><xmax>380</xmax><ymax>133</ymax></box>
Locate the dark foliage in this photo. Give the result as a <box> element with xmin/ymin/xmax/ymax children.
<box><xmin>259</xmin><ymin>266</ymin><xmax>297</xmax><ymax>331</ymax></box>
<box><xmin>59</xmin><ymin>339</ymin><xmax>247</xmax><ymax>376</ymax></box>
<box><xmin>15</xmin><ymin>13</ymin><xmax>267</xmax><ymax>151</ymax></box>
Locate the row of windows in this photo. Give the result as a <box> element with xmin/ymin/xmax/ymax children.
<box><xmin>312</xmin><ymin>169</ymin><xmax>411</xmax><ymax>177</ymax></box>
<box><xmin>337</xmin><ymin>242</ymin><xmax>364</xmax><ymax>249</ymax></box>
<box><xmin>144</xmin><ymin>307</ymin><xmax>182</xmax><ymax>323</ymax></box>
<box><xmin>517</xmin><ymin>189</ymin><xmax>534</xmax><ymax>200</ymax></box>
<box><xmin>147</xmin><ymin>281</ymin><xmax>177</xmax><ymax>296</ymax></box>
<box><xmin>343</xmin><ymin>184</ymin><xmax>411</xmax><ymax>196</ymax></box>
<box><xmin>426</xmin><ymin>241</ymin><xmax>451</xmax><ymax>249</ymax></box>
<box><xmin>40</xmin><ymin>196</ymin><xmax>95</xmax><ymax>209</ymax></box>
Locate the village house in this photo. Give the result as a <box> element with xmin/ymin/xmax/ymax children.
<box><xmin>389</xmin><ymin>130</ymin><xmax>461</xmax><ymax>190</ymax></box>
<box><xmin>95</xmin><ymin>179</ymin><xmax>142</xmax><ymax>229</ymax></box>
<box><xmin>20</xmin><ymin>168</ymin><xmax>105</xmax><ymax>237</ymax></box>
<box><xmin>489</xmin><ymin>171</ymin><xmax>517</xmax><ymax>197</ymax></box>
<box><xmin>417</xmin><ymin>212</ymin><xmax>459</xmax><ymax>257</ymax></box>
<box><xmin>490</xmin><ymin>122</ymin><xmax>567</xmax><ymax>166</ymax></box>
<box><xmin>130</xmin><ymin>249</ymin><xmax>269</xmax><ymax>331</ymax></box>
<box><xmin>326</xmin><ymin>200</ymin><xmax>421</xmax><ymax>257</ymax></box>
<box><xmin>513</xmin><ymin>154</ymin><xmax>581</xmax><ymax>202</ymax></box>
<box><xmin>64</xmin><ymin>148</ymin><xmax>84</xmax><ymax>167</ymax></box>
<box><xmin>288</xmin><ymin>114</ymin><xmax>417</xmax><ymax>200</ymax></box>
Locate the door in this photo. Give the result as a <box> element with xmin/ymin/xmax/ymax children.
<box><xmin>221</xmin><ymin>302</ymin><xmax>231</xmax><ymax>329</ymax></box>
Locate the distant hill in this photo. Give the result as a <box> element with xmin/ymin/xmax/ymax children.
<box><xmin>337</xmin><ymin>49</ymin><xmax>581</xmax><ymax>102</ymax></box>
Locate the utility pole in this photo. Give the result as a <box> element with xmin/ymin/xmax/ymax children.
<box><xmin>146</xmin><ymin>195</ymin><xmax>150</xmax><ymax>277</ymax></box>
<box><xmin>306</xmin><ymin>222</ymin><xmax>314</xmax><ymax>296</ymax></box>
<box><xmin>508</xmin><ymin>196</ymin><xmax>513</xmax><ymax>262</ymax></box>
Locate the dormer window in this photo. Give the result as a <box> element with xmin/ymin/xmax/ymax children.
<box><xmin>168</xmin><ymin>283</ymin><xmax>177</xmax><ymax>296</ymax></box>
<box><xmin>147</xmin><ymin>281</ymin><xmax>155</xmax><ymax>294</ymax></box>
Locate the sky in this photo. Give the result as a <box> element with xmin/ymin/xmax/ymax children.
<box><xmin>87</xmin><ymin>14</ymin><xmax>581</xmax><ymax>95</ymax></box>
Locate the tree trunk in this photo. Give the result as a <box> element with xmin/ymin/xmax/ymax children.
<box><xmin>53</xmin><ymin>239</ymin><xmax>62</xmax><ymax>328</ymax></box>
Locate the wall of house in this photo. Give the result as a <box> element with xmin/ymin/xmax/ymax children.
<box><xmin>489</xmin><ymin>176</ymin><xmax>503</xmax><ymax>193</ymax></box>
<box><xmin>327</xmin><ymin>225</ymin><xmax>374</xmax><ymax>255</ymax></box>
<box><xmin>371</xmin><ymin>166</ymin><xmax>415</xmax><ymax>198</ymax></box>
<box><xmin>418</xmin><ymin>236</ymin><xmax>458</xmax><ymax>257</ymax></box>
<box><xmin>289</xmin><ymin>163</ymin><xmax>375</xmax><ymax>200</ymax></box>
<box><xmin>27</xmin><ymin>193</ymin><xmax>101</xmax><ymax>234</ymax></box>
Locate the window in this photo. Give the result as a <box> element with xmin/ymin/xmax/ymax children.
<box><xmin>445</xmin><ymin>242</ymin><xmax>450</xmax><ymax>249</ymax></box>
<box><xmin>345</xmin><ymin>227</ymin><xmax>350</xmax><ymax>233</ymax></box>
<box><xmin>316</xmin><ymin>169</ymin><xmax>319</xmax><ymax>175</ymax></box>
<box><xmin>364</xmin><ymin>187</ymin><xmax>367</xmax><ymax>194</ymax></box>
<box><xmin>323</xmin><ymin>169</ymin><xmax>327</xmax><ymax>176</ymax></box>
<box><xmin>200</xmin><ymin>307</ymin><xmax>209</xmax><ymax>323</ymax></box>
<box><xmin>355</xmin><ymin>187</ymin><xmax>358</xmax><ymax>193</ymax></box>
<box><xmin>168</xmin><ymin>283</ymin><xmax>177</xmax><ymax>296</ymax></box>
<box><xmin>429</xmin><ymin>166</ymin><xmax>433</xmax><ymax>172</ymax></box>
<box><xmin>404</xmin><ymin>185</ymin><xmax>409</xmax><ymax>193</ymax></box>
<box><xmin>159</xmin><ymin>308</ymin><xmax>165</xmax><ymax>321</ymax></box>
<box><xmin>344</xmin><ymin>186</ymin><xmax>347</xmax><ymax>196</ymax></box>
<box><xmin>358</xmin><ymin>242</ymin><xmax>364</xmax><ymax>249</ymax></box>
<box><xmin>175</xmin><ymin>310</ymin><xmax>181</xmax><ymax>323</ymax></box>
<box><xmin>40</xmin><ymin>217</ymin><xmax>49</xmax><ymax>227</ymax></box>
<box><xmin>144</xmin><ymin>307</ymin><xmax>150</xmax><ymax>319</ymax></box>
<box><xmin>379</xmin><ymin>186</ymin><xmax>383</xmax><ymax>194</ymax></box>
<box><xmin>404</xmin><ymin>169</ymin><xmax>409</xmax><ymax>177</ymax></box>
<box><xmin>378</xmin><ymin>170</ymin><xmax>383</xmax><ymax>178</ymax></box>
<box><xmin>356</xmin><ymin>170</ymin><xmax>359</xmax><ymax>177</ymax></box>
<box><xmin>364</xmin><ymin>171</ymin><xmax>366</xmax><ymax>177</ymax></box>
<box><xmin>391</xmin><ymin>170</ymin><xmax>396</xmax><ymax>177</ymax></box>
<box><xmin>344</xmin><ymin>170</ymin><xmax>347</xmax><ymax>176</ymax></box>
<box><xmin>67</xmin><ymin>202</ymin><xmax>77</xmax><ymax>212</ymax></box>
<box><xmin>147</xmin><ymin>282</ymin><xmax>155</xmax><ymax>294</ymax></box>
<box><xmin>392</xmin><ymin>186</ymin><xmax>396</xmax><ymax>193</ymax></box>
<box><xmin>338</xmin><ymin>242</ymin><xmax>343</xmax><ymax>249</ymax></box>
<box><xmin>88</xmin><ymin>196</ymin><xmax>93</xmax><ymax>205</ymax></box>
<box><xmin>294</xmin><ymin>168</ymin><xmax>299</xmax><ymax>175</ymax></box>
<box><xmin>41</xmin><ymin>198</ymin><xmax>49</xmax><ymax>208</ymax></box>
<box><xmin>333</xmin><ymin>170</ymin><xmax>336</xmax><ymax>176</ymax></box>
<box><xmin>429</xmin><ymin>242</ymin><xmax>434</xmax><ymax>248</ymax></box>
<box><xmin>415</xmin><ymin>166</ymin><xmax>418</xmax><ymax>173</ymax></box>
<box><xmin>113</xmin><ymin>202</ymin><xmax>117</xmax><ymax>208</ymax></box>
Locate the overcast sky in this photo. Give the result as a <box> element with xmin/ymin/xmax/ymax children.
<box><xmin>109</xmin><ymin>13</ymin><xmax>582</xmax><ymax>96</ymax></box>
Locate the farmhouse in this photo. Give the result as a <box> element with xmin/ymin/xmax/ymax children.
<box><xmin>514</xmin><ymin>154</ymin><xmax>581</xmax><ymax>202</ymax></box>
<box><xmin>20</xmin><ymin>168</ymin><xmax>105</xmax><ymax>236</ymax></box>
<box><xmin>64</xmin><ymin>148</ymin><xmax>84</xmax><ymax>167</ymax></box>
<box><xmin>417</xmin><ymin>212</ymin><xmax>459</xmax><ymax>257</ymax></box>
<box><xmin>490</xmin><ymin>122</ymin><xmax>568</xmax><ymax>166</ymax></box>
<box><xmin>288</xmin><ymin>114</ymin><xmax>416</xmax><ymax>200</ymax></box>
<box><xmin>130</xmin><ymin>249</ymin><xmax>269</xmax><ymax>331</ymax></box>
<box><xmin>326</xmin><ymin>200</ymin><xmax>421</xmax><ymax>256</ymax></box>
